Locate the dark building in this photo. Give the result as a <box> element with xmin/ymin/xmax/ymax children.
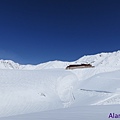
<box><xmin>66</xmin><ymin>64</ymin><xmax>94</xmax><ymax>70</ymax></box>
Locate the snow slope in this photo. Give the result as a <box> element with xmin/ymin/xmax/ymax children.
<box><xmin>0</xmin><ymin>105</ymin><xmax>120</xmax><ymax>120</ymax></box>
<box><xmin>0</xmin><ymin>69</ymin><xmax>78</xmax><ymax>117</ymax></box>
<box><xmin>71</xmin><ymin>70</ymin><xmax>120</xmax><ymax>106</ymax></box>
<box><xmin>0</xmin><ymin>50</ymin><xmax>120</xmax><ymax>119</ymax></box>
<box><xmin>79</xmin><ymin>70</ymin><xmax>120</xmax><ymax>92</ymax></box>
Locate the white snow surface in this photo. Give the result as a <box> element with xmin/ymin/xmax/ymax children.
<box><xmin>0</xmin><ymin>50</ymin><xmax>120</xmax><ymax>119</ymax></box>
<box><xmin>0</xmin><ymin>105</ymin><xmax>120</xmax><ymax>120</ymax></box>
<box><xmin>0</xmin><ymin>69</ymin><xmax>78</xmax><ymax>117</ymax></box>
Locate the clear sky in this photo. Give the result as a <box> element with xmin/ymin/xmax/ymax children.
<box><xmin>0</xmin><ymin>0</ymin><xmax>120</xmax><ymax>64</ymax></box>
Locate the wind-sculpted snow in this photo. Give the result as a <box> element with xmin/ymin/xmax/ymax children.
<box><xmin>70</xmin><ymin>70</ymin><xmax>120</xmax><ymax>106</ymax></box>
<box><xmin>79</xmin><ymin>70</ymin><xmax>120</xmax><ymax>92</ymax></box>
<box><xmin>0</xmin><ymin>69</ymin><xmax>78</xmax><ymax>117</ymax></box>
<box><xmin>2</xmin><ymin>67</ymin><xmax>120</xmax><ymax>118</ymax></box>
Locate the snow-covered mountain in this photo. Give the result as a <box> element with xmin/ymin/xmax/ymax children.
<box><xmin>76</xmin><ymin>50</ymin><xmax>120</xmax><ymax>68</ymax></box>
<box><xmin>1</xmin><ymin>50</ymin><xmax>120</xmax><ymax>70</ymax></box>
<box><xmin>0</xmin><ymin>60</ymin><xmax>21</xmax><ymax>69</ymax></box>
<box><xmin>0</xmin><ymin>50</ymin><xmax>120</xmax><ymax>119</ymax></box>
<box><xmin>0</xmin><ymin>59</ymin><xmax>70</xmax><ymax>70</ymax></box>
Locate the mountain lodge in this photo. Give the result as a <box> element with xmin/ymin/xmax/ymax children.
<box><xmin>66</xmin><ymin>64</ymin><xmax>94</xmax><ymax>70</ymax></box>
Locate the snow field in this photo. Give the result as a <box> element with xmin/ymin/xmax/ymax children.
<box><xmin>1</xmin><ymin>105</ymin><xmax>120</xmax><ymax>120</ymax></box>
<box><xmin>1</xmin><ymin>51</ymin><xmax>120</xmax><ymax>119</ymax></box>
<box><xmin>0</xmin><ymin>69</ymin><xmax>78</xmax><ymax>117</ymax></box>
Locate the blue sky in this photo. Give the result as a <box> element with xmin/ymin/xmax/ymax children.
<box><xmin>0</xmin><ymin>0</ymin><xmax>120</xmax><ymax>64</ymax></box>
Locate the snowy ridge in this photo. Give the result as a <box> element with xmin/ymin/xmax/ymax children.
<box><xmin>0</xmin><ymin>50</ymin><xmax>120</xmax><ymax>70</ymax></box>
<box><xmin>76</xmin><ymin>50</ymin><xmax>120</xmax><ymax>67</ymax></box>
<box><xmin>0</xmin><ymin>60</ymin><xmax>21</xmax><ymax>69</ymax></box>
